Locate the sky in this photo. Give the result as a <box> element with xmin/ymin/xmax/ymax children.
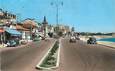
<box><xmin>0</xmin><ymin>0</ymin><xmax>115</xmax><ymax>33</ymax></box>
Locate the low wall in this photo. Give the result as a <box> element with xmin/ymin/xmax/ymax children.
<box><xmin>97</xmin><ymin>41</ymin><xmax>115</xmax><ymax>48</ymax></box>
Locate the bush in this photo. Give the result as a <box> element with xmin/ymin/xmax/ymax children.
<box><xmin>40</xmin><ymin>41</ymin><xmax>59</xmax><ymax>68</ymax></box>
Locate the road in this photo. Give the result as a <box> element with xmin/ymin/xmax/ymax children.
<box><xmin>1</xmin><ymin>38</ymin><xmax>115</xmax><ymax>71</ymax></box>
<box><xmin>55</xmin><ymin>38</ymin><xmax>115</xmax><ymax>71</ymax></box>
<box><xmin>1</xmin><ymin>39</ymin><xmax>55</xmax><ymax>71</ymax></box>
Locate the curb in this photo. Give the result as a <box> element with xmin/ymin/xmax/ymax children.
<box><xmin>56</xmin><ymin>39</ymin><xmax>61</xmax><ymax>68</ymax></box>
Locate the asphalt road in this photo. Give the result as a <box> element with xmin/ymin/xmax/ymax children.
<box><xmin>1</xmin><ymin>38</ymin><xmax>115</xmax><ymax>71</ymax></box>
<box><xmin>1</xmin><ymin>39</ymin><xmax>55</xmax><ymax>71</ymax></box>
<box><xmin>55</xmin><ymin>38</ymin><xmax>115</xmax><ymax>71</ymax></box>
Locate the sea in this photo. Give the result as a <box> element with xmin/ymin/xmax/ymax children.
<box><xmin>98</xmin><ymin>38</ymin><xmax>115</xmax><ymax>42</ymax></box>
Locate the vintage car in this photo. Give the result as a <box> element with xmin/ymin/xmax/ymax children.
<box><xmin>69</xmin><ymin>36</ymin><xmax>76</xmax><ymax>43</ymax></box>
<box><xmin>87</xmin><ymin>37</ymin><xmax>97</xmax><ymax>44</ymax></box>
<box><xmin>7</xmin><ymin>40</ymin><xmax>17</xmax><ymax>47</ymax></box>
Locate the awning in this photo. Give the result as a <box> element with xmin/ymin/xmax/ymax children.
<box><xmin>5</xmin><ymin>28</ymin><xmax>21</xmax><ymax>36</ymax></box>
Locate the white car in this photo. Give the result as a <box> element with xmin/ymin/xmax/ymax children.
<box><xmin>69</xmin><ymin>36</ymin><xmax>76</xmax><ymax>43</ymax></box>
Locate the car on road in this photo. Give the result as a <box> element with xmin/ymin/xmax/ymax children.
<box><xmin>69</xmin><ymin>36</ymin><xmax>76</xmax><ymax>43</ymax></box>
<box><xmin>87</xmin><ymin>37</ymin><xmax>97</xmax><ymax>44</ymax></box>
<box><xmin>33</xmin><ymin>35</ymin><xmax>41</xmax><ymax>41</ymax></box>
<box><xmin>33</xmin><ymin>37</ymin><xmax>40</xmax><ymax>41</ymax></box>
<box><xmin>7</xmin><ymin>40</ymin><xmax>17</xmax><ymax>47</ymax></box>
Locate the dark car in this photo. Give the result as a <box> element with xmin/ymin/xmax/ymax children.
<box><xmin>87</xmin><ymin>37</ymin><xmax>97</xmax><ymax>44</ymax></box>
<box><xmin>7</xmin><ymin>40</ymin><xmax>17</xmax><ymax>47</ymax></box>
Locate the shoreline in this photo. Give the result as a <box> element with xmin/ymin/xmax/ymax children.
<box><xmin>80</xmin><ymin>36</ymin><xmax>115</xmax><ymax>48</ymax></box>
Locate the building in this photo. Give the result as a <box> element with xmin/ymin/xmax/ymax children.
<box><xmin>10</xmin><ymin>23</ymin><xmax>29</xmax><ymax>41</ymax></box>
<box><xmin>48</xmin><ymin>25</ymin><xmax>54</xmax><ymax>33</ymax></box>
<box><xmin>42</xmin><ymin>16</ymin><xmax>48</xmax><ymax>38</ymax></box>
<box><xmin>0</xmin><ymin>9</ymin><xmax>16</xmax><ymax>25</ymax></box>
<box><xmin>22</xmin><ymin>19</ymin><xmax>38</xmax><ymax>41</ymax></box>
<box><xmin>54</xmin><ymin>24</ymin><xmax>70</xmax><ymax>35</ymax></box>
<box><xmin>0</xmin><ymin>9</ymin><xmax>21</xmax><ymax>45</ymax></box>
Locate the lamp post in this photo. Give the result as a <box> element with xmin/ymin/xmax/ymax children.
<box><xmin>51</xmin><ymin>0</ymin><xmax>63</xmax><ymax>34</ymax></box>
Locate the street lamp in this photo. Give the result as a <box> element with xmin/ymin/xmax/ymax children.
<box><xmin>51</xmin><ymin>0</ymin><xmax>63</xmax><ymax>25</ymax></box>
<box><xmin>51</xmin><ymin>0</ymin><xmax>63</xmax><ymax>34</ymax></box>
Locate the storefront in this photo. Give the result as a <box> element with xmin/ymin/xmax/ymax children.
<box><xmin>5</xmin><ymin>28</ymin><xmax>22</xmax><ymax>44</ymax></box>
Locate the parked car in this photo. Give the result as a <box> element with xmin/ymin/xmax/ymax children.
<box><xmin>69</xmin><ymin>36</ymin><xmax>76</xmax><ymax>43</ymax></box>
<box><xmin>7</xmin><ymin>40</ymin><xmax>17</xmax><ymax>47</ymax></box>
<box><xmin>20</xmin><ymin>40</ymin><xmax>27</xmax><ymax>45</ymax></box>
<box><xmin>33</xmin><ymin>37</ymin><xmax>40</xmax><ymax>41</ymax></box>
<box><xmin>87</xmin><ymin>37</ymin><xmax>97</xmax><ymax>44</ymax></box>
